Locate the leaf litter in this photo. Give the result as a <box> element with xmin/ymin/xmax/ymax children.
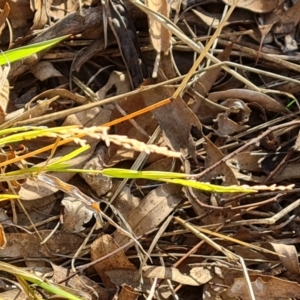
<box><xmin>1</xmin><ymin>0</ymin><xmax>300</xmax><ymax>299</ymax></box>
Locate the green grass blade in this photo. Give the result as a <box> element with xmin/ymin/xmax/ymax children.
<box><xmin>0</xmin><ymin>262</ymin><xmax>82</xmax><ymax>300</ymax></box>
<box><xmin>159</xmin><ymin>178</ymin><xmax>256</xmax><ymax>193</ymax></box>
<box><xmin>76</xmin><ymin>168</ymin><xmax>256</xmax><ymax>193</ymax></box>
<box><xmin>0</xmin><ymin>194</ymin><xmax>20</xmax><ymax>200</ymax></box>
<box><xmin>0</xmin><ymin>125</ymin><xmax>78</xmax><ymax>146</ymax></box>
<box><xmin>102</xmin><ymin>168</ymin><xmax>188</xmax><ymax>179</ymax></box>
<box><xmin>48</xmin><ymin>145</ymin><xmax>90</xmax><ymax>167</ymax></box>
<box><xmin>0</xmin><ymin>35</ymin><xmax>70</xmax><ymax>65</ymax></box>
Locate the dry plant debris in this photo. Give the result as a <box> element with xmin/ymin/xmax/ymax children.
<box><xmin>1</xmin><ymin>0</ymin><xmax>300</xmax><ymax>299</ymax></box>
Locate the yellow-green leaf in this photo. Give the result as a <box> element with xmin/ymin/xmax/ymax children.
<box><xmin>160</xmin><ymin>178</ymin><xmax>256</xmax><ymax>193</ymax></box>
<box><xmin>0</xmin><ymin>35</ymin><xmax>70</xmax><ymax>65</ymax></box>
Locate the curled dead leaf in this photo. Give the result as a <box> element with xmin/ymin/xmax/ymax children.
<box><xmin>222</xmin><ymin>0</ymin><xmax>284</xmax><ymax>13</ymax></box>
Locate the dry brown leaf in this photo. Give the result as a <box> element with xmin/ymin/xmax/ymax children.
<box><xmin>264</xmin><ymin>243</ymin><xmax>300</xmax><ymax>275</ymax></box>
<box><xmin>91</xmin><ymin>234</ymin><xmax>136</xmax><ymax>289</ymax></box>
<box><xmin>189</xmin><ymin>93</ymin><xmax>228</xmax><ymax>125</ymax></box>
<box><xmin>213</xmin><ymin>113</ymin><xmax>249</xmax><ymax>136</ymax></box>
<box><xmin>74</xmin><ymin>35</ymin><xmax>115</xmax><ymax>72</ymax></box>
<box><xmin>63</xmin><ymin>101</ymin><xmax>112</xmax><ymax>127</ymax></box>
<box><xmin>228</xmin><ymin>152</ymin><xmax>261</xmax><ymax>173</ymax></box>
<box><xmin>51</xmin><ymin>263</ymin><xmax>109</xmax><ymax>300</ymax></box>
<box><xmin>48</xmin><ymin>0</ymin><xmax>78</xmax><ymax>20</ymax></box>
<box><xmin>0</xmin><ymin>67</ymin><xmax>9</xmax><ymax>125</ymax></box>
<box><xmin>0</xmin><ymin>231</ymin><xmax>84</xmax><ymax>258</ymax></box>
<box><xmin>31</xmin><ymin>61</ymin><xmax>65</xmax><ymax>82</ymax></box>
<box><xmin>81</xmin><ymin>145</ymin><xmax>112</xmax><ymax>197</ymax></box>
<box><xmin>208</xmin><ymin>89</ymin><xmax>287</xmax><ymax>113</ymax></box>
<box><xmin>276</xmin><ymin>0</ymin><xmax>300</xmax><ymax>32</ymax></box>
<box><xmin>145</xmin><ymin>0</ymin><xmax>170</xmax><ymax>53</ymax></box>
<box><xmin>61</xmin><ymin>195</ymin><xmax>95</xmax><ymax>233</ymax></box>
<box><xmin>110</xmin><ymin>185</ymin><xmax>140</xmax><ymax>220</ymax></box>
<box><xmin>18</xmin><ymin>143</ymin><xmax>95</xmax><ymax>200</ymax></box>
<box><xmin>0</xmin><ymin>0</ymin><xmax>33</xmax><ymax>27</ymax></box>
<box><xmin>204</xmin><ymin>138</ymin><xmax>238</xmax><ymax>185</ymax></box>
<box><xmin>97</xmin><ymin>70</ymin><xmax>131</xmax><ymax>100</ymax></box>
<box><xmin>142</xmin><ymin>81</ymin><xmax>202</xmax><ymax>159</ymax></box>
<box><xmin>142</xmin><ymin>266</ymin><xmax>213</xmax><ymax>286</ymax></box>
<box><xmin>226</xmin><ymin>274</ymin><xmax>300</xmax><ymax>299</ymax></box>
<box><xmin>257</xmin><ymin>21</ymin><xmax>278</xmax><ymax>52</ymax></box>
<box><xmin>113</xmin><ymin>184</ymin><xmax>182</xmax><ymax>246</ymax></box>
<box><xmin>272</xmin><ymin>163</ymin><xmax>300</xmax><ymax>182</ymax></box>
<box><xmin>192</xmin><ymin>7</ymin><xmax>253</xmax><ymax>29</ymax></box>
<box><xmin>0</xmin><ymin>290</ymin><xmax>27</xmax><ymax>300</ymax></box>
<box><xmin>30</xmin><ymin>0</ymin><xmax>50</xmax><ymax>30</ymax></box>
<box><xmin>106</xmin><ymin>269</ymin><xmax>152</xmax><ymax>292</ymax></box>
<box><xmin>190</xmin><ymin>44</ymin><xmax>233</xmax><ymax>123</ymax></box>
<box><xmin>50</xmin><ymin>266</ymin><xmax>93</xmax><ymax>300</ymax></box>
<box><xmin>222</xmin><ymin>0</ymin><xmax>284</xmax><ymax>13</ymax></box>
<box><xmin>17</xmin><ymin>194</ymin><xmax>56</xmax><ymax>226</ymax></box>
<box><xmin>229</xmin><ymin>245</ymin><xmax>276</xmax><ymax>262</ymax></box>
<box><xmin>0</xmin><ymin>2</ymin><xmax>10</xmax><ymax>36</ymax></box>
<box><xmin>202</xmin><ymin>274</ymin><xmax>228</xmax><ymax>300</ymax></box>
<box><xmin>118</xmin><ymin>285</ymin><xmax>139</xmax><ymax>300</ymax></box>
<box><xmin>221</xmin><ymin>99</ymin><xmax>252</xmax><ymax>124</ymax></box>
<box><xmin>0</xmin><ymin>223</ymin><xmax>6</xmax><ymax>250</ymax></box>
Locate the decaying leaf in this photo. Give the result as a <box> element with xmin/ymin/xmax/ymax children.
<box><xmin>0</xmin><ymin>223</ymin><xmax>6</xmax><ymax>250</ymax></box>
<box><xmin>145</xmin><ymin>0</ymin><xmax>171</xmax><ymax>77</ymax></box>
<box><xmin>118</xmin><ymin>285</ymin><xmax>139</xmax><ymax>300</ymax></box>
<box><xmin>91</xmin><ymin>234</ymin><xmax>136</xmax><ymax>288</ymax></box>
<box><xmin>0</xmin><ymin>231</ymin><xmax>84</xmax><ymax>258</ymax></box>
<box><xmin>145</xmin><ymin>0</ymin><xmax>170</xmax><ymax>53</ymax></box>
<box><xmin>192</xmin><ymin>6</ymin><xmax>253</xmax><ymax>29</ymax></box>
<box><xmin>61</xmin><ymin>195</ymin><xmax>95</xmax><ymax>233</ymax></box>
<box><xmin>263</xmin><ymin>243</ymin><xmax>300</xmax><ymax>275</ymax></box>
<box><xmin>31</xmin><ymin>61</ymin><xmax>65</xmax><ymax>82</ymax></box>
<box><xmin>222</xmin><ymin>0</ymin><xmax>284</xmax><ymax>13</ymax></box>
<box><xmin>213</xmin><ymin>112</ymin><xmax>249</xmax><ymax>136</ymax></box>
<box><xmin>81</xmin><ymin>145</ymin><xmax>112</xmax><ymax>197</ymax></box>
<box><xmin>208</xmin><ymin>89</ymin><xmax>287</xmax><ymax>113</ymax></box>
<box><xmin>141</xmin><ymin>83</ymin><xmax>202</xmax><ymax>158</ymax></box>
<box><xmin>30</xmin><ymin>0</ymin><xmax>50</xmax><ymax>30</ymax></box>
<box><xmin>113</xmin><ymin>184</ymin><xmax>182</xmax><ymax>246</ymax></box>
<box><xmin>142</xmin><ymin>266</ymin><xmax>213</xmax><ymax>286</ymax></box>
<box><xmin>106</xmin><ymin>269</ymin><xmax>152</xmax><ymax>292</ymax></box>
<box><xmin>226</xmin><ymin>275</ymin><xmax>300</xmax><ymax>299</ymax></box>
<box><xmin>51</xmin><ymin>263</ymin><xmax>109</xmax><ymax>300</ymax></box>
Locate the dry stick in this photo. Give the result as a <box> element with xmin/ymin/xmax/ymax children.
<box><xmin>207</xmin><ymin>198</ymin><xmax>300</xmax><ymax>228</ymax></box>
<box><xmin>194</xmin><ymin>120</ymin><xmax>300</xmax><ymax>180</ymax></box>
<box><xmin>218</xmin><ymin>39</ymin><xmax>300</xmax><ymax>73</ymax></box>
<box><xmin>172</xmin><ymin>224</ymin><xmax>224</xmax><ymax>268</ymax></box>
